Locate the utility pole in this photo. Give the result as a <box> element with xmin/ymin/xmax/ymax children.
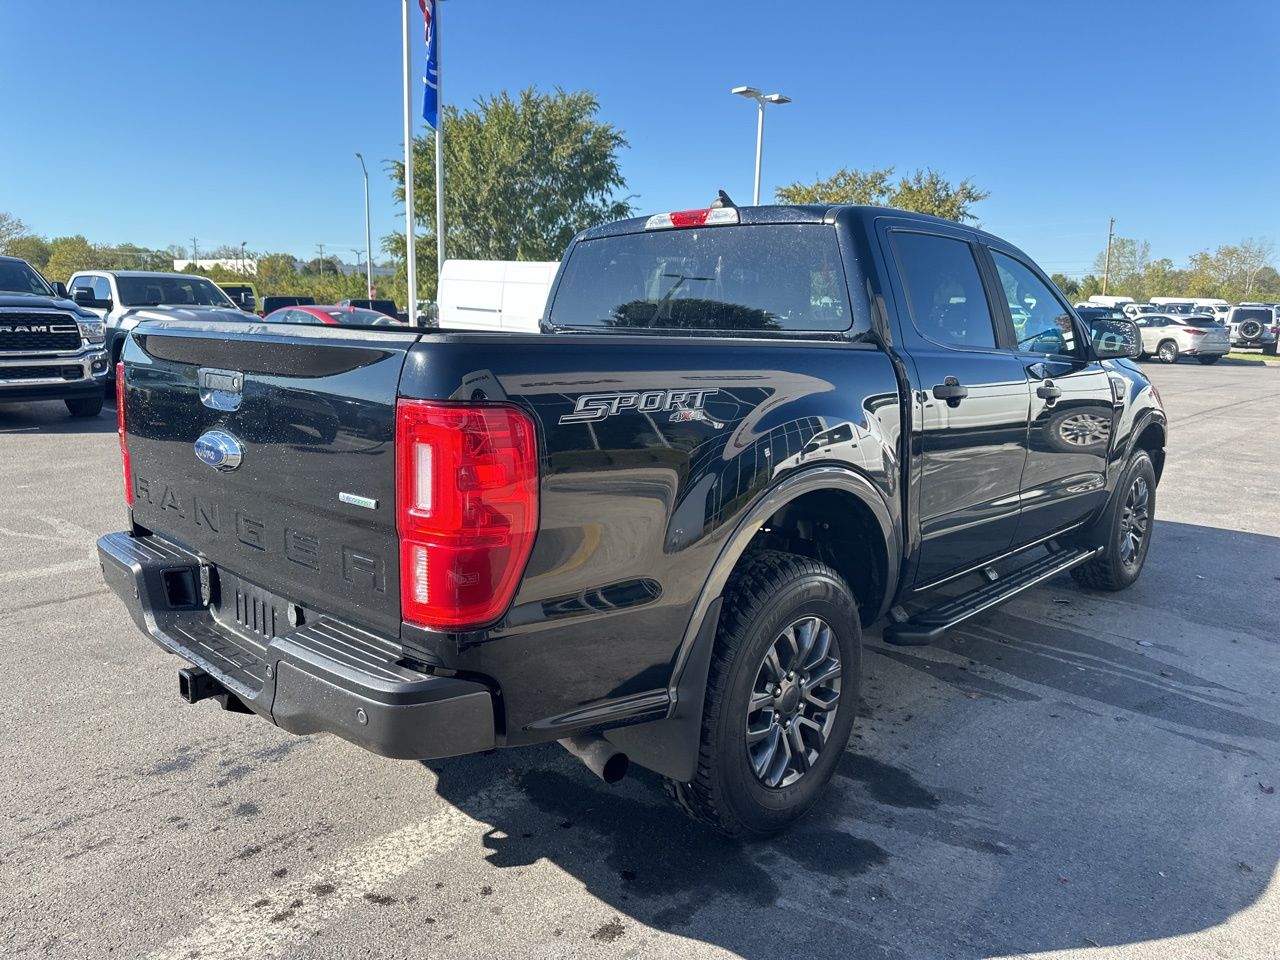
<box><xmin>191</xmin><ymin>237</ymin><xmax>199</xmax><ymax>266</ymax></box>
<box><xmin>1102</xmin><ymin>217</ymin><xmax>1115</xmax><ymax>296</ymax></box>
<box><xmin>316</xmin><ymin>243</ymin><xmax>326</xmax><ymax>276</ymax></box>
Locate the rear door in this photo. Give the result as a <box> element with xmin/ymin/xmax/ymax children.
<box><xmin>122</xmin><ymin>320</ymin><xmax>420</xmax><ymax>636</ymax></box>
<box><xmin>880</xmin><ymin>222</ymin><xmax>1031</xmax><ymax>587</ymax></box>
<box><xmin>982</xmin><ymin>246</ymin><xmax>1114</xmax><ymax>546</ymax></box>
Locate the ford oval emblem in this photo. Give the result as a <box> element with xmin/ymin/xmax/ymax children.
<box><xmin>194</xmin><ymin>430</ymin><xmax>244</xmax><ymax>472</ymax></box>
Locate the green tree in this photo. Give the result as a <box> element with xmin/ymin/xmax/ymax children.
<box><xmin>45</xmin><ymin>235</ymin><xmax>108</xmax><ymax>281</ymax></box>
<box><xmin>1050</xmin><ymin>273</ymin><xmax>1080</xmax><ymax>299</ymax></box>
<box><xmin>0</xmin><ymin>211</ymin><xmax>27</xmax><ymax>252</ymax></box>
<box><xmin>5</xmin><ymin>234</ymin><xmax>52</xmax><ymax>270</ymax></box>
<box><xmin>387</xmin><ymin>87</ymin><xmax>633</xmax><ymax>300</ymax></box>
<box><xmin>1092</xmin><ymin>237</ymin><xmax>1151</xmax><ymax>299</ymax></box>
<box><xmin>775</xmin><ymin>166</ymin><xmax>988</xmax><ymax>223</ymax></box>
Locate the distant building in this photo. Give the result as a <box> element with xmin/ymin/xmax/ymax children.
<box><xmin>172</xmin><ymin>258</ymin><xmax>258</xmax><ymax>275</ymax></box>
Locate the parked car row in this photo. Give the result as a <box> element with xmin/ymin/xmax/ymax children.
<box><xmin>1075</xmin><ymin>296</ymin><xmax>1279</xmax><ymax>361</ymax></box>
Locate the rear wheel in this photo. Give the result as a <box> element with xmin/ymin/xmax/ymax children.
<box><xmin>665</xmin><ymin>550</ymin><xmax>861</xmax><ymax>837</ymax></box>
<box><xmin>1156</xmin><ymin>340</ymin><xmax>1179</xmax><ymax>363</ymax></box>
<box><xmin>1265</xmin><ymin>344</ymin><xmax>1278</xmax><ymax>357</ymax></box>
<box><xmin>1197</xmin><ymin>355</ymin><xmax>1221</xmax><ymax>365</ymax></box>
<box><xmin>1071</xmin><ymin>450</ymin><xmax>1156</xmax><ymax>592</ymax></box>
<box><xmin>65</xmin><ymin>394</ymin><xmax>104</xmax><ymax>418</ymax></box>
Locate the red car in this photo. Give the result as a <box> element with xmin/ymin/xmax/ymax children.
<box><xmin>265</xmin><ymin>304</ymin><xmax>403</xmax><ymax>327</ymax></box>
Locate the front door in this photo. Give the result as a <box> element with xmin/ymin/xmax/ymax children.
<box><xmin>885</xmin><ymin>228</ymin><xmax>1032</xmax><ymax>587</ymax></box>
<box><xmin>985</xmin><ymin>248</ymin><xmax>1115</xmax><ymax>546</ymax></box>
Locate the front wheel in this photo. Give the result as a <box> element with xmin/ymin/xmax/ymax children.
<box><xmin>666</xmin><ymin>550</ymin><xmax>862</xmax><ymax>837</ymax></box>
<box><xmin>1071</xmin><ymin>450</ymin><xmax>1156</xmax><ymax>591</ymax></box>
<box><xmin>1197</xmin><ymin>355</ymin><xmax>1222</xmax><ymax>365</ymax></box>
<box><xmin>1156</xmin><ymin>340</ymin><xmax>1179</xmax><ymax>363</ymax></box>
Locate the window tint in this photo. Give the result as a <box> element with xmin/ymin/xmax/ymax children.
<box><xmin>0</xmin><ymin>259</ymin><xmax>54</xmax><ymax>296</ymax></box>
<box><xmin>891</xmin><ymin>232</ymin><xmax>997</xmax><ymax>349</ymax></box>
<box><xmin>1230</xmin><ymin>307</ymin><xmax>1271</xmax><ymax>322</ymax></box>
<box><xmin>548</xmin><ymin>224</ymin><xmax>858</xmax><ymax>333</ymax></box>
<box><xmin>991</xmin><ymin>252</ymin><xmax>1080</xmax><ymax>358</ymax></box>
<box><xmin>116</xmin><ymin>275</ymin><xmax>233</xmax><ymax>308</ymax></box>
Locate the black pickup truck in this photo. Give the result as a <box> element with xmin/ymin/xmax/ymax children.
<box><xmin>98</xmin><ymin>204</ymin><xmax>1164</xmax><ymax>835</ymax></box>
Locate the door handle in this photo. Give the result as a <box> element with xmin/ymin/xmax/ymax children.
<box><xmin>1036</xmin><ymin>381</ymin><xmax>1062</xmax><ymax>401</ymax></box>
<box><xmin>931</xmin><ymin>377</ymin><xmax>968</xmax><ymax>406</ymax></box>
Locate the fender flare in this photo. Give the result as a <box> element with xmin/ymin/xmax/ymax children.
<box><xmin>1123</xmin><ymin>408</ymin><xmax>1167</xmax><ymax>473</ymax></box>
<box><xmin>604</xmin><ymin>465</ymin><xmax>899</xmax><ymax>781</ymax></box>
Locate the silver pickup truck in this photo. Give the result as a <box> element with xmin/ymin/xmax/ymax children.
<box><xmin>0</xmin><ymin>255</ymin><xmax>109</xmax><ymax>417</ymax></box>
<box><xmin>66</xmin><ymin>270</ymin><xmax>250</xmax><ymax>372</ymax></box>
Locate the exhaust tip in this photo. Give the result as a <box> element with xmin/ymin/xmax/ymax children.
<box><xmin>599</xmin><ymin>750</ymin><xmax>629</xmax><ymax>784</ymax></box>
<box><xmin>558</xmin><ymin>735</ymin><xmax>629</xmax><ymax>784</ymax></box>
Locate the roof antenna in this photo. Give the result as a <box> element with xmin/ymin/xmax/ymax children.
<box><xmin>710</xmin><ymin>189</ymin><xmax>736</xmax><ymax>209</ymax></box>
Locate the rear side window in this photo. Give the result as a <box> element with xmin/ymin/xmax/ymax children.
<box><xmin>891</xmin><ymin>232</ymin><xmax>997</xmax><ymax>349</ymax></box>
<box><xmin>548</xmin><ymin>224</ymin><xmax>856</xmax><ymax>333</ymax></box>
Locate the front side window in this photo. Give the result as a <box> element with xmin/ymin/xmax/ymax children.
<box><xmin>548</xmin><ymin>224</ymin><xmax>857</xmax><ymax>334</ymax></box>
<box><xmin>992</xmin><ymin>252</ymin><xmax>1080</xmax><ymax>358</ymax></box>
<box><xmin>891</xmin><ymin>232</ymin><xmax>997</xmax><ymax>349</ymax></box>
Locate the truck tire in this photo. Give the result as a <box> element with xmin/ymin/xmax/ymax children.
<box><xmin>1197</xmin><ymin>355</ymin><xmax>1221</xmax><ymax>365</ymax></box>
<box><xmin>1265</xmin><ymin>343</ymin><xmax>1278</xmax><ymax>357</ymax></box>
<box><xmin>665</xmin><ymin>550</ymin><xmax>862</xmax><ymax>836</ymax></box>
<box><xmin>65</xmin><ymin>394</ymin><xmax>104</xmax><ymax>418</ymax></box>
<box><xmin>1156</xmin><ymin>340</ymin><xmax>1179</xmax><ymax>363</ymax></box>
<box><xmin>1071</xmin><ymin>449</ymin><xmax>1156</xmax><ymax>592</ymax></box>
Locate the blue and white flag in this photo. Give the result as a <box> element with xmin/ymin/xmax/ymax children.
<box><xmin>419</xmin><ymin>0</ymin><xmax>439</xmax><ymax>129</ymax></box>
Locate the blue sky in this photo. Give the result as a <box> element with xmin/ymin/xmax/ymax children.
<box><xmin>2</xmin><ymin>0</ymin><xmax>1276</xmax><ymax>275</ymax></box>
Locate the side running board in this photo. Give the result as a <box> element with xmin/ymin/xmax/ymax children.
<box><xmin>883</xmin><ymin>545</ymin><xmax>1102</xmax><ymax>646</ymax></box>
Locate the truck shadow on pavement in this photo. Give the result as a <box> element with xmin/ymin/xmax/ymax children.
<box><xmin>423</xmin><ymin>520</ymin><xmax>1280</xmax><ymax>959</ymax></box>
<box><xmin>0</xmin><ymin>398</ymin><xmax>115</xmax><ymax>436</ymax></box>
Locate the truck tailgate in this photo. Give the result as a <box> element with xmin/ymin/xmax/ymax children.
<box><xmin>123</xmin><ymin>321</ymin><xmax>419</xmax><ymax>636</ymax></box>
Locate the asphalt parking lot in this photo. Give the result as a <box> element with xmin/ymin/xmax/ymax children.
<box><xmin>1</xmin><ymin>360</ymin><xmax>1278</xmax><ymax>960</ymax></box>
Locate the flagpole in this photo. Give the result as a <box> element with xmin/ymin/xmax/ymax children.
<box><xmin>401</xmin><ymin>0</ymin><xmax>418</xmax><ymax>325</ymax></box>
<box><xmin>434</xmin><ymin>1</ymin><xmax>445</xmax><ymax>276</ymax></box>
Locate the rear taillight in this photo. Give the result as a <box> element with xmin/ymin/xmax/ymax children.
<box><xmin>116</xmin><ymin>362</ymin><xmax>132</xmax><ymax>504</ymax></box>
<box><xmin>1271</xmin><ymin>326</ymin><xmax>1278</xmax><ymax>335</ymax></box>
<box><xmin>1184</xmin><ymin>327</ymin><xmax>1207</xmax><ymax>335</ymax></box>
<box><xmin>395</xmin><ymin>400</ymin><xmax>539</xmax><ymax>630</ymax></box>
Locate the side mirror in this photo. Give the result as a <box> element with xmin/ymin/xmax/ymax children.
<box><xmin>1089</xmin><ymin>318</ymin><xmax>1141</xmax><ymax>359</ymax></box>
<box><xmin>51</xmin><ymin>281</ymin><xmax>69</xmax><ymax>297</ymax></box>
<box><xmin>73</xmin><ymin>288</ymin><xmax>113</xmax><ymax>310</ymax></box>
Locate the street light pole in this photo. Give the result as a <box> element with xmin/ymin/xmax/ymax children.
<box><xmin>732</xmin><ymin>86</ymin><xmax>791</xmax><ymax>205</ymax></box>
<box><xmin>356</xmin><ymin>152</ymin><xmax>373</xmax><ymax>297</ymax></box>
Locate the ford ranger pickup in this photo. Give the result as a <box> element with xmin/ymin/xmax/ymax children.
<box><xmin>97</xmin><ymin>204</ymin><xmax>1165</xmax><ymax>835</ymax></box>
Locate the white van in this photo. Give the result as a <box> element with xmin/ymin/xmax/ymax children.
<box><xmin>1086</xmin><ymin>295</ymin><xmax>1135</xmax><ymax>308</ymax></box>
<box><xmin>436</xmin><ymin>259</ymin><xmax>560</xmax><ymax>333</ymax></box>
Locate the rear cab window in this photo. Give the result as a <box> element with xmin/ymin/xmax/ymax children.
<box><xmin>548</xmin><ymin>224</ymin><xmax>863</xmax><ymax>336</ymax></box>
<box><xmin>889</xmin><ymin>231</ymin><xmax>998</xmax><ymax>350</ymax></box>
